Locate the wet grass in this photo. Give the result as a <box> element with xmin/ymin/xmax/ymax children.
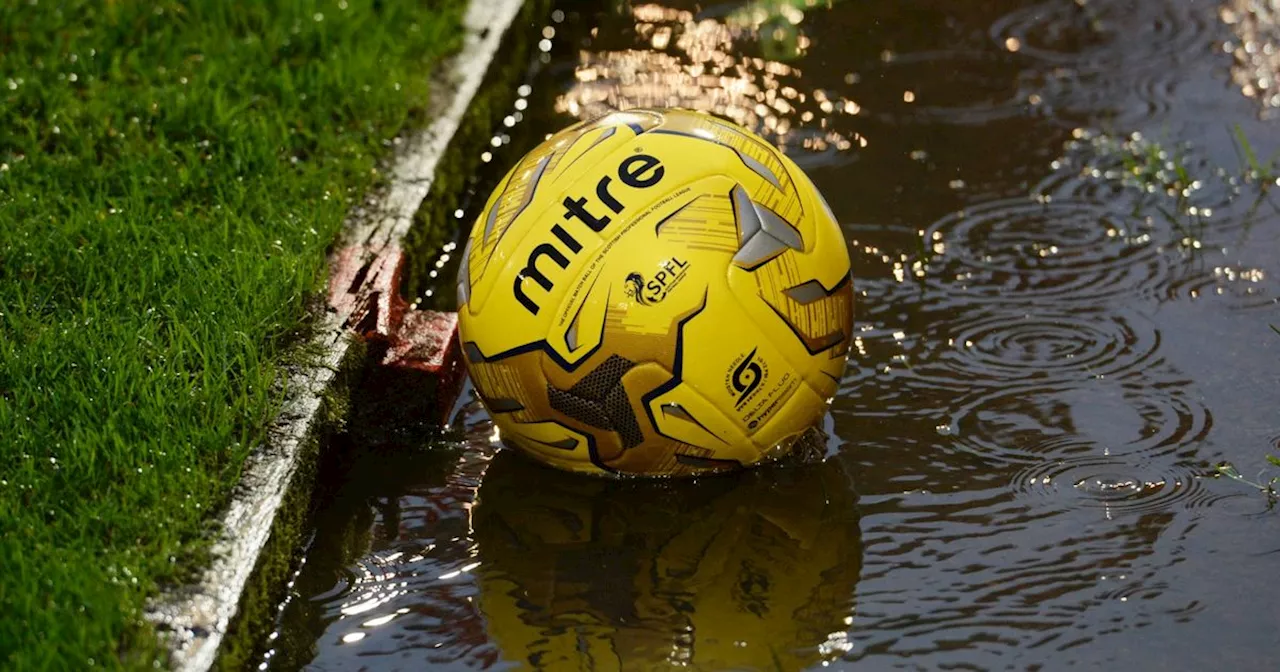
<box><xmin>0</xmin><ymin>0</ymin><xmax>464</xmax><ymax>667</ymax></box>
<box><xmin>1055</xmin><ymin>126</ymin><xmax>1280</xmax><ymax>249</ymax></box>
<box><xmin>1213</xmin><ymin>324</ymin><xmax>1280</xmax><ymax>504</ymax></box>
<box><xmin>1231</xmin><ymin>123</ymin><xmax>1280</xmax><ymax>184</ymax></box>
<box><xmin>1215</xmin><ymin>459</ymin><xmax>1280</xmax><ymax>505</ymax></box>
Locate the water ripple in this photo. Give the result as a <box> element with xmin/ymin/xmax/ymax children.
<box><xmin>911</xmin><ymin>308</ymin><xmax>1162</xmax><ymax>387</ymax></box>
<box><xmin>1166</xmin><ymin>263</ymin><xmax>1280</xmax><ymax>310</ymax></box>
<box><xmin>305</xmin><ymin>435</ymin><xmax>497</xmax><ymax>665</ymax></box>
<box><xmin>990</xmin><ymin>0</ymin><xmax>1215</xmax><ymax>72</ymax></box>
<box><xmin>864</xmin><ymin>49</ymin><xmax>1042</xmax><ymax>126</ymax></box>
<box><xmin>943</xmin><ymin>380</ymin><xmax>1212</xmax><ymax>466</ymax></box>
<box><xmin>850</xmin><ymin>495</ymin><xmax>1185</xmax><ymax>663</ymax></box>
<box><xmin>1034</xmin><ymin>130</ymin><xmax>1276</xmax><ymax>244</ymax></box>
<box><xmin>990</xmin><ymin>0</ymin><xmax>1220</xmax><ymax>126</ymax></box>
<box><xmin>922</xmin><ymin>196</ymin><xmax>1176</xmax><ymax>306</ymax></box>
<box><xmin>1013</xmin><ymin>457</ymin><xmax>1211</xmax><ymax>515</ymax></box>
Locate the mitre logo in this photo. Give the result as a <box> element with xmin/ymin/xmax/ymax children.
<box><xmin>512</xmin><ymin>151</ymin><xmax>666</xmax><ymax>316</ymax></box>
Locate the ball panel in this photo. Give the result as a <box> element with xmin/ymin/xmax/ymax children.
<box><xmin>522</xmin><ymin>289</ymin><xmax>713</xmax><ymax>475</ymax></box>
<box><xmin>500</xmin><ymin>419</ymin><xmax>595</xmax><ymax>468</ymax></box>
<box><xmin>462</xmin><ymin>144</ymin><xmax>733</xmax><ymax>360</ymax></box>
<box><xmin>463</xmin><ymin>350</ymin><xmax>540</xmax><ymax>419</ymax></box>
<box><xmin>738</xmin><ymin>255</ymin><xmax>854</xmax><ymax>358</ymax></box>
<box><xmin>745</xmin><ymin>373</ymin><xmax>829</xmax><ymax>459</ymax></box>
<box><xmin>465</xmin><ymin>135</ymin><xmax>566</xmax><ymax>308</ymax></box>
<box><xmin>649</xmin><ymin>110</ymin><xmax>810</xmax><ymax>241</ymax></box>
<box><xmin>644</xmin><ymin>383</ymin><xmax>753</xmax><ymax>456</ymax></box>
<box><xmin>463</xmin><ymin>347</ymin><xmax>608</xmax><ymax>470</ymax></box>
<box><xmin>673</xmin><ymin>285</ymin><xmax>809</xmax><ymax>441</ymax></box>
<box><xmin>718</xmin><ymin>242</ymin><xmax>851</xmax><ymax>402</ymax></box>
<box><xmin>607</xmin><ymin>362</ymin><xmax>747</xmax><ymax>476</ymax></box>
<box><xmin>651</xmin><ymin>187</ymin><xmax>740</xmax><ymax>254</ymax></box>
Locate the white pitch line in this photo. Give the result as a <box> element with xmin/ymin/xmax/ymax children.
<box><xmin>141</xmin><ymin>1</ymin><xmax>528</xmax><ymax>669</ymax></box>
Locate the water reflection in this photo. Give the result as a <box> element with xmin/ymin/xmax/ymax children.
<box><xmin>1221</xmin><ymin>0</ymin><xmax>1280</xmax><ymax>115</ymax></box>
<box><xmin>837</xmin><ymin>415</ymin><xmax>1205</xmax><ymax>665</ymax></box>
<box><xmin>557</xmin><ymin>0</ymin><xmax>863</xmax><ymax>160</ymax></box>
<box><xmin>470</xmin><ymin>450</ymin><xmax>861</xmax><ymax>670</ymax></box>
<box><xmin>990</xmin><ymin>0</ymin><xmax>1221</xmax><ymax>127</ymax></box>
<box><xmin>268</xmin><ymin>395</ymin><xmax>861</xmax><ymax>670</ymax></box>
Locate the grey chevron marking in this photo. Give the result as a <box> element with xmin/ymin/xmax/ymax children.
<box><xmin>456</xmin><ymin>237</ymin><xmax>473</xmax><ymax>306</ymax></box>
<box><xmin>784</xmin><ymin>279</ymin><xmax>834</xmax><ymax>304</ymax></box>
<box><xmin>731</xmin><ymin>184</ymin><xmax>761</xmax><ymax>244</ymax></box>
<box><xmin>755</xmin><ymin>201</ymin><xmax>803</xmax><ymax>249</ymax></box>
<box><xmin>481</xmin><ymin>197</ymin><xmax>500</xmax><ymax>243</ymax></box>
<box><xmin>561</xmin><ymin>126</ymin><xmax>617</xmax><ymax>174</ymax></box>
<box><xmin>540</xmin><ymin>437</ymin><xmax>579</xmax><ymax>450</ymax></box>
<box><xmin>486</xmin><ymin>397</ymin><xmax>525</xmax><ymax>413</ymax></box>
<box><xmin>732</xmin><ymin>146</ymin><xmax>782</xmax><ymax>188</ymax></box>
<box><xmin>484</xmin><ymin>154</ymin><xmax>551</xmax><ymax>243</ymax></box>
<box><xmin>661</xmin><ymin>402</ymin><xmax>727</xmax><ymax>443</ymax></box>
<box><xmin>735</xmin><ymin>232</ymin><xmax>791</xmax><ymax>269</ymax></box>
<box><xmin>463</xmin><ymin>341</ymin><xmax>485</xmax><ymax>363</ymax></box>
<box><xmin>650</xmin><ymin>128</ymin><xmax>785</xmax><ymax>189</ymax></box>
<box><xmin>565</xmin><ymin>316</ymin><xmax>579</xmax><ymax>351</ymax></box>
<box><xmin>661</xmin><ymin>402</ymin><xmax>696</xmax><ymax>423</ymax></box>
<box><xmin>730</xmin><ymin>184</ymin><xmax>803</xmax><ymax>269</ymax></box>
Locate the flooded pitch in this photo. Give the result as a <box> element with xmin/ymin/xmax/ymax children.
<box><xmin>263</xmin><ymin>0</ymin><xmax>1280</xmax><ymax>669</ymax></box>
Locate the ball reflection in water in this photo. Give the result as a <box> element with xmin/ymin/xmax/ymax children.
<box><xmin>469</xmin><ymin>450</ymin><xmax>862</xmax><ymax>669</ymax></box>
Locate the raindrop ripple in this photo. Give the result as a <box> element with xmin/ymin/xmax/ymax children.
<box><xmin>922</xmin><ymin>196</ymin><xmax>1176</xmax><ymax>306</ymax></box>
<box><xmin>944</xmin><ymin>380</ymin><xmax>1212</xmax><ymax>466</ymax></box>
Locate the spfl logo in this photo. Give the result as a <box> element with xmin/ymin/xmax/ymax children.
<box><xmin>623</xmin><ymin>256</ymin><xmax>690</xmax><ymax>305</ymax></box>
<box><xmin>726</xmin><ymin>347</ymin><xmax>767</xmax><ymax>411</ymax></box>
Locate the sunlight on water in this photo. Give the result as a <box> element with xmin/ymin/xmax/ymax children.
<box><xmin>1222</xmin><ymin>0</ymin><xmax>1280</xmax><ymax>114</ymax></box>
<box><xmin>555</xmin><ymin>2</ymin><xmax>862</xmax><ymax>160</ymax></box>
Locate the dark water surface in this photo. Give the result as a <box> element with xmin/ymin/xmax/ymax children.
<box><xmin>265</xmin><ymin>0</ymin><xmax>1280</xmax><ymax>669</ymax></box>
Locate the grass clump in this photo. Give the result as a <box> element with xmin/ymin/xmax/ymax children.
<box><xmin>1230</xmin><ymin>123</ymin><xmax>1280</xmax><ymax>184</ymax></box>
<box><xmin>0</xmin><ymin>0</ymin><xmax>464</xmax><ymax>667</ymax></box>
<box><xmin>1212</xmin><ymin>325</ymin><xmax>1280</xmax><ymax>504</ymax></box>
<box><xmin>1215</xmin><ymin>458</ymin><xmax>1280</xmax><ymax>506</ymax></box>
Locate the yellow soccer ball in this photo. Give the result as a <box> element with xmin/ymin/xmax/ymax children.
<box><xmin>456</xmin><ymin>108</ymin><xmax>853</xmax><ymax>477</ymax></box>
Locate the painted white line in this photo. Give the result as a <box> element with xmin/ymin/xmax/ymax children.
<box><xmin>141</xmin><ymin>0</ymin><xmax>528</xmax><ymax>669</ymax></box>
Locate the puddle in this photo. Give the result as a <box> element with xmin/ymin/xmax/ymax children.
<box><xmin>264</xmin><ymin>1</ymin><xmax>1280</xmax><ymax>669</ymax></box>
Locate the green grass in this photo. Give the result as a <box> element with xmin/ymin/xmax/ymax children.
<box><xmin>0</xmin><ymin>0</ymin><xmax>465</xmax><ymax>667</ymax></box>
<box><xmin>1231</xmin><ymin>122</ymin><xmax>1280</xmax><ymax>184</ymax></box>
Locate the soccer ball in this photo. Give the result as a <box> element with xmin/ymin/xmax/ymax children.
<box><xmin>456</xmin><ymin>108</ymin><xmax>853</xmax><ymax>477</ymax></box>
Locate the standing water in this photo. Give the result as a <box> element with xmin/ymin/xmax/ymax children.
<box><xmin>264</xmin><ymin>1</ymin><xmax>1280</xmax><ymax>669</ymax></box>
